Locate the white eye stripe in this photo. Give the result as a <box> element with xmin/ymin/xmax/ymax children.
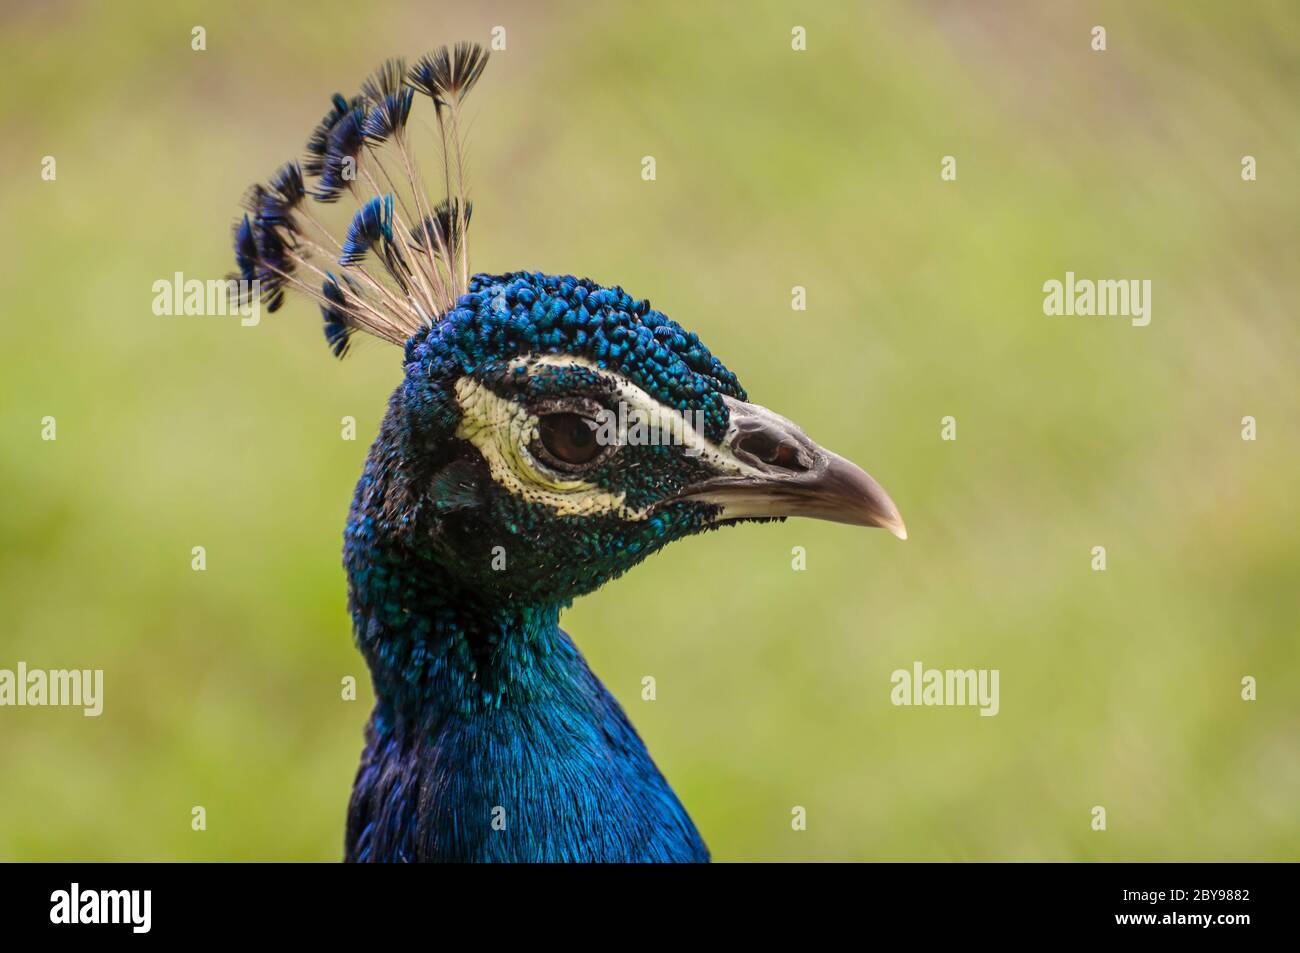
<box><xmin>453</xmin><ymin>356</ymin><xmax>763</xmax><ymax>519</ymax></box>
<box><xmin>509</xmin><ymin>355</ymin><xmax>765</xmax><ymax>478</ymax></box>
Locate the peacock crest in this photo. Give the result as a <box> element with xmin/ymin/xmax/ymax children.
<box><xmin>231</xmin><ymin>43</ymin><xmax>490</xmax><ymax>358</ymax></box>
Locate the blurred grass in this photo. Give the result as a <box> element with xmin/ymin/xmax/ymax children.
<box><xmin>0</xmin><ymin>0</ymin><xmax>1297</xmax><ymax>860</ymax></box>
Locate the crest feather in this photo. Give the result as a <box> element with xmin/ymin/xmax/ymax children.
<box><xmin>230</xmin><ymin>43</ymin><xmax>491</xmax><ymax>358</ymax></box>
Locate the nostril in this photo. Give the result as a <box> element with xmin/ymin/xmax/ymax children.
<box><xmin>735</xmin><ymin>430</ymin><xmax>807</xmax><ymax>471</ymax></box>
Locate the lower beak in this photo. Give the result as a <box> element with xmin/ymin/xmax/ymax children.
<box><xmin>670</xmin><ymin>396</ymin><xmax>907</xmax><ymax>539</ymax></box>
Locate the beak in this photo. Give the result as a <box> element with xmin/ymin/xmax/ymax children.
<box><xmin>670</xmin><ymin>396</ymin><xmax>907</xmax><ymax>539</ymax></box>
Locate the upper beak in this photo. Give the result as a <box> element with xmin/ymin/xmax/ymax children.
<box><xmin>669</xmin><ymin>395</ymin><xmax>907</xmax><ymax>539</ymax></box>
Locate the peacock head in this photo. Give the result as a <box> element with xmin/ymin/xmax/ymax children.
<box><xmin>372</xmin><ymin>270</ymin><xmax>905</xmax><ymax>606</ymax></box>
<box><xmin>231</xmin><ymin>45</ymin><xmax>904</xmax><ymax>612</ymax></box>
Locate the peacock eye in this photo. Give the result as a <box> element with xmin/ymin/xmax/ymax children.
<box><xmin>535</xmin><ymin>412</ymin><xmax>604</xmax><ymax>469</ymax></box>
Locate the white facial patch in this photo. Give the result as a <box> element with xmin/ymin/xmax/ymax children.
<box><xmin>454</xmin><ymin>373</ymin><xmax>646</xmax><ymax>519</ymax></box>
<box><xmin>452</xmin><ymin>355</ymin><xmax>764</xmax><ymax>520</ymax></box>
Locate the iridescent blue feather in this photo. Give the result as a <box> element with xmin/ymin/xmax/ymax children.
<box><xmin>340</xmin><ymin>195</ymin><xmax>393</xmax><ymax>266</ymax></box>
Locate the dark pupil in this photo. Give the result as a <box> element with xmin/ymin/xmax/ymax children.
<box><xmin>538</xmin><ymin>413</ymin><xmax>601</xmax><ymax>465</ymax></box>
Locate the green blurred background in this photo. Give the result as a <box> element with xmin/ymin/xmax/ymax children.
<box><xmin>2</xmin><ymin>0</ymin><xmax>1297</xmax><ymax>861</ymax></box>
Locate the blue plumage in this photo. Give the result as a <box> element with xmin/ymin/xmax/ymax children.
<box><xmin>339</xmin><ymin>195</ymin><xmax>393</xmax><ymax>266</ymax></box>
<box><xmin>304</xmin><ymin>93</ymin><xmax>359</xmax><ymax>177</ymax></box>
<box><xmin>337</xmin><ymin>271</ymin><xmax>743</xmax><ymax>861</ymax></box>
<box><xmin>313</xmin><ymin>104</ymin><xmax>366</xmax><ymax>203</ymax></box>
<box><xmin>320</xmin><ymin>274</ymin><xmax>355</xmax><ymax>358</ymax></box>
<box><xmin>231</xmin><ymin>43</ymin><xmax>906</xmax><ymax>863</ymax></box>
<box><xmin>359</xmin><ymin>59</ymin><xmax>415</xmax><ymax>144</ymax></box>
<box><xmin>344</xmin><ymin>602</ymin><xmax>708</xmax><ymax>862</ymax></box>
<box><xmin>232</xmin><ymin>215</ymin><xmax>257</xmax><ymax>285</ymax></box>
<box><xmin>251</xmin><ymin>162</ymin><xmax>305</xmax><ymax>228</ymax></box>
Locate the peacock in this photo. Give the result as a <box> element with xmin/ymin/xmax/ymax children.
<box><xmin>230</xmin><ymin>43</ymin><xmax>906</xmax><ymax>863</ymax></box>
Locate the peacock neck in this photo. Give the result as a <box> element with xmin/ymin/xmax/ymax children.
<box><xmin>342</xmin><ymin>545</ymin><xmax>710</xmax><ymax>861</ymax></box>
<box><xmin>347</xmin><ymin>547</ymin><xmax>572</xmax><ymax>727</ymax></box>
